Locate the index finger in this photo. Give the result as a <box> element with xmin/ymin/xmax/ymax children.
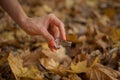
<box><xmin>48</xmin><ymin>14</ymin><xmax>66</xmax><ymax>41</ymax></box>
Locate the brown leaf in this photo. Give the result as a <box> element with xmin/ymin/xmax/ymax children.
<box><xmin>22</xmin><ymin>48</ymin><xmax>47</xmax><ymax>66</ymax></box>
<box><xmin>110</xmin><ymin>28</ymin><xmax>120</xmax><ymax>47</ymax></box>
<box><xmin>86</xmin><ymin>63</ymin><xmax>120</xmax><ymax>80</ymax></box>
<box><xmin>66</xmin><ymin>34</ymin><xmax>79</xmax><ymax>43</ymax></box>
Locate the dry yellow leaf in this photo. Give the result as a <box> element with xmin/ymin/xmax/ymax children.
<box><xmin>65</xmin><ymin>0</ymin><xmax>74</xmax><ymax>9</ymax></box>
<box><xmin>8</xmin><ymin>53</ymin><xmax>43</xmax><ymax>80</ymax></box>
<box><xmin>67</xmin><ymin>60</ymin><xmax>88</xmax><ymax>73</ymax></box>
<box><xmin>42</xmin><ymin>5</ymin><xmax>52</xmax><ymax>13</ymax></box>
<box><xmin>66</xmin><ymin>34</ymin><xmax>79</xmax><ymax>43</ymax></box>
<box><xmin>40</xmin><ymin>58</ymin><xmax>59</xmax><ymax>71</ymax></box>
<box><xmin>32</xmin><ymin>6</ymin><xmax>47</xmax><ymax>16</ymax></box>
<box><xmin>42</xmin><ymin>47</ymin><xmax>69</xmax><ymax>63</ymax></box>
<box><xmin>0</xmin><ymin>31</ymin><xmax>16</xmax><ymax>43</ymax></box>
<box><xmin>103</xmin><ymin>7</ymin><xmax>116</xmax><ymax>19</ymax></box>
<box><xmin>40</xmin><ymin>58</ymin><xmax>68</xmax><ymax>76</ymax></box>
<box><xmin>109</xmin><ymin>28</ymin><xmax>120</xmax><ymax>47</ymax></box>
<box><xmin>86</xmin><ymin>0</ymin><xmax>98</xmax><ymax>7</ymax></box>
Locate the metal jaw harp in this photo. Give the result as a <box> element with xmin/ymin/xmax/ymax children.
<box><xmin>54</xmin><ymin>39</ymin><xmax>72</xmax><ymax>49</ymax></box>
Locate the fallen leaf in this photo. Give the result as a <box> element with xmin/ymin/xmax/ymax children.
<box><xmin>40</xmin><ymin>58</ymin><xmax>59</xmax><ymax>72</ymax></box>
<box><xmin>68</xmin><ymin>74</ymin><xmax>82</xmax><ymax>80</ymax></box>
<box><xmin>40</xmin><ymin>58</ymin><xmax>59</xmax><ymax>71</ymax></box>
<box><xmin>66</xmin><ymin>34</ymin><xmax>80</xmax><ymax>43</ymax></box>
<box><xmin>42</xmin><ymin>47</ymin><xmax>69</xmax><ymax>63</ymax></box>
<box><xmin>65</xmin><ymin>0</ymin><xmax>74</xmax><ymax>9</ymax></box>
<box><xmin>40</xmin><ymin>57</ymin><xmax>69</xmax><ymax>76</ymax></box>
<box><xmin>8</xmin><ymin>53</ymin><xmax>43</xmax><ymax>80</ymax></box>
<box><xmin>110</xmin><ymin>28</ymin><xmax>120</xmax><ymax>47</ymax></box>
<box><xmin>22</xmin><ymin>48</ymin><xmax>47</xmax><ymax>66</ymax></box>
<box><xmin>103</xmin><ymin>7</ymin><xmax>116</xmax><ymax>19</ymax></box>
<box><xmin>86</xmin><ymin>63</ymin><xmax>120</xmax><ymax>80</ymax></box>
<box><xmin>67</xmin><ymin>60</ymin><xmax>88</xmax><ymax>73</ymax></box>
<box><xmin>32</xmin><ymin>6</ymin><xmax>47</xmax><ymax>16</ymax></box>
<box><xmin>42</xmin><ymin>5</ymin><xmax>52</xmax><ymax>13</ymax></box>
<box><xmin>0</xmin><ymin>31</ymin><xmax>16</xmax><ymax>43</ymax></box>
<box><xmin>86</xmin><ymin>0</ymin><xmax>98</xmax><ymax>7</ymax></box>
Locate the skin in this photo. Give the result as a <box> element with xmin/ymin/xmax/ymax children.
<box><xmin>0</xmin><ymin>0</ymin><xmax>66</xmax><ymax>51</ymax></box>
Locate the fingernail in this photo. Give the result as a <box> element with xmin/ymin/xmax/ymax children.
<box><xmin>63</xmin><ymin>36</ymin><xmax>66</xmax><ymax>41</ymax></box>
<box><xmin>49</xmin><ymin>40</ymin><xmax>55</xmax><ymax>47</ymax></box>
<box><xmin>49</xmin><ymin>40</ymin><xmax>56</xmax><ymax>52</ymax></box>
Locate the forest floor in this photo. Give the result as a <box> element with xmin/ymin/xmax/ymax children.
<box><xmin>0</xmin><ymin>0</ymin><xmax>120</xmax><ymax>80</ymax></box>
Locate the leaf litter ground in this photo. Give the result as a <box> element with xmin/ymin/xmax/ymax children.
<box><xmin>0</xmin><ymin>0</ymin><xmax>120</xmax><ymax>80</ymax></box>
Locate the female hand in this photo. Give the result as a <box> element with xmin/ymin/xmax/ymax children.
<box><xmin>20</xmin><ymin>14</ymin><xmax>66</xmax><ymax>51</ymax></box>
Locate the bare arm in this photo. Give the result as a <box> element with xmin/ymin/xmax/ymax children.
<box><xmin>0</xmin><ymin>0</ymin><xmax>27</xmax><ymax>25</ymax></box>
<box><xmin>0</xmin><ymin>0</ymin><xmax>66</xmax><ymax>51</ymax></box>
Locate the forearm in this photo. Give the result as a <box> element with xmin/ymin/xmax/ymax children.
<box><xmin>0</xmin><ymin>0</ymin><xmax>28</xmax><ymax>25</ymax></box>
